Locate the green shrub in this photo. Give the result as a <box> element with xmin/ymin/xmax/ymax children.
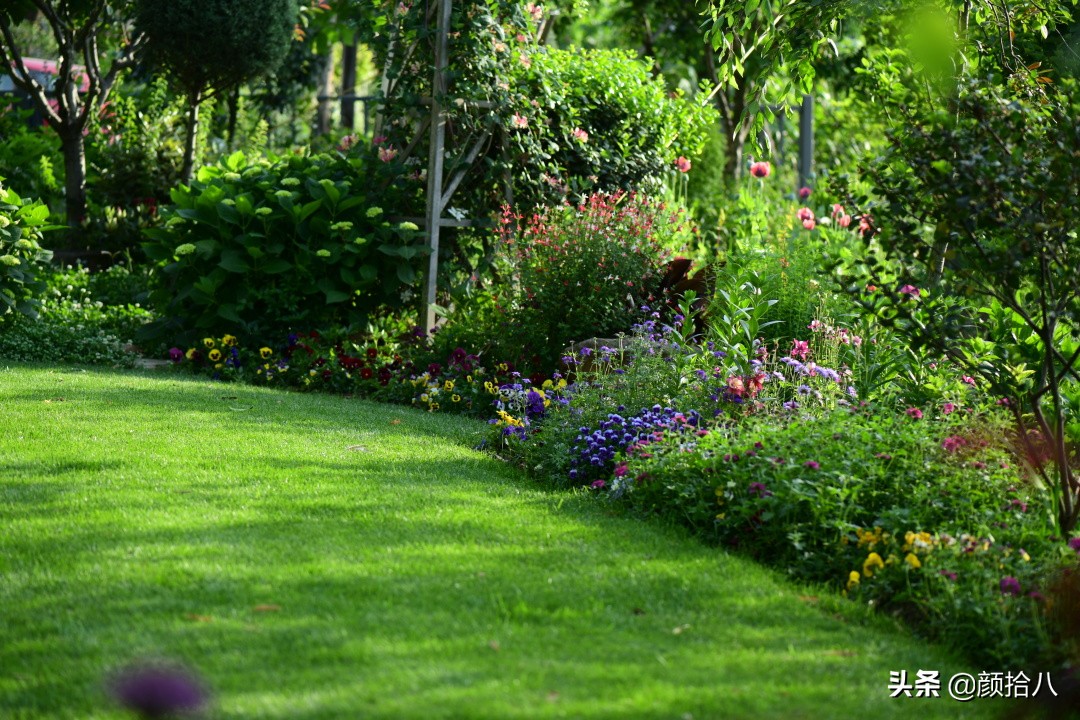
<box><xmin>140</xmin><ymin>149</ymin><xmax>426</xmax><ymax>347</ymax></box>
<box><xmin>506</xmin><ymin>47</ymin><xmax>716</xmax><ymax>209</ymax></box>
<box><xmin>447</xmin><ymin>192</ymin><xmax>683</xmax><ymax>374</ymax></box>
<box><xmin>0</xmin><ymin>179</ymin><xmax>54</xmax><ymax>322</ymax></box>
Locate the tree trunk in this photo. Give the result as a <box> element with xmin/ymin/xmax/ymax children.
<box><xmin>60</xmin><ymin>129</ymin><xmax>87</xmax><ymax>232</ymax></box>
<box><xmin>316</xmin><ymin>49</ymin><xmax>334</xmax><ymax>136</ymax></box>
<box><xmin>181</xmin><ymin>89</ymin><xmax>202</xmax><ymax>185</ymax></box>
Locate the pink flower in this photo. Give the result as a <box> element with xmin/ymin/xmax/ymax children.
<box><xmin>798</xmin><ymin>186</ymin><xmax>812</xmax><ymax>200</ymax></box>
<box><xmin>831</xmin><ymin>203</ymin><xmax>845</xmax><ymax>217</ymax></box>
<box><xmin>808</xmin><ymin>320</ymin><xmax>823</xmax><ymax>332</ymax></box>
<box><xmin>337</xmin><ymin>134</ymin><xmax>357</xmax><ymax>152</ymax></box>
<box><xmin>858</xmin><ymin>215</ymin><xmax>874</xmax><ymax>236</ymax></box>
<box><xmin>571</xmin><ymin>127</ymin><xmax>589</xmax><ymax>143</ymax></box>
<box><xmin>518</xmin><ymin>53</ymin><xmax>532</xmax><ymax>68</ymax></box>
<box><xmin>511</xmin><ymin>114</ymin><xmax>528</xmax><ymax>129</ymax></box>
<box><xmin>749</xmin><ymin>161</ymin><xmax>771</xmax><ymax>178</ymax></box>
<box><xmin>613</xmin><ymin>463</ymin><xmax>628</xmax><ymax>477</ymax></box>
<box><xmin>837</xmin><ymin>214</ymin><xmax>852</xmax><ymax>228</ymax></box>
<box><xmin>372</xmin><ymin>134</ymin><xmax>387</xmax><ymax>145</ymax></box>
<box><xmin>675</xmin><ymin>156</ymin><xmax>692</xmax><ymax>173</ymax></box>
<box><xmin>899</xmin><ymin>284</ymin><xmax>920</xmax><ymax>299</ymax></box>
<box><xmin>942</xmin><ymin>402</ymin><xmax>956</xmax><ymax>414</ymax></box>
<box><xmin>906</xmin><ymin>407</ymin><xmax>923</xmax><ymax>420</ymax></box>
<box><xmin>790</xmin><ymin>339</ymin><xmax>810</xmax><ymax>360</ymax></box>
<box><xmin>526</xmin><ymin>2</ymin><xmax>543</xmax><ymax>20</ymax></box>
<box><xmin>942</xmin><ymin>435</ymin><xmax>966</xmax><ymax>452</ymax></box>
<box><xmin>378</xmin><ymin>146</ymin><xmax>398</xmax><ymax>162</ymax></box>
<box><xmin>797</xmin><ymin>207</ymin><xmax>814</xmax><ymax>222</ymax></box>
<box><xmin>803</xmin><ymin>460</ymin><xmax>820</xmax><ymax>470</ymax></box>
<box><xmin>590</xmin><ymin>479</ymin><xmax>606</xmax><ymax>490</ymax></box>
<box><xmin>961</xmin><ymin>375</ymin><xmax>976</xmax><ymax>386</ymax></box>
<box><xmin>802</xmin><ymin>218</ymin><xmax>816</xmax><ymax>230</ymax></box>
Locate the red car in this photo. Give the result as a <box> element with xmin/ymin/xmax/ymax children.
<box><xmin>1</xmin><ymin>57</ymin><xmax>90</xmax><ymax>124</ymax></box>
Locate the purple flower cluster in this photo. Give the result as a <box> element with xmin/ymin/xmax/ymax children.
<box><xmin>568</xmin><ymin>405</ymin><xmax>701</xmax><ymax>486</ymax></box>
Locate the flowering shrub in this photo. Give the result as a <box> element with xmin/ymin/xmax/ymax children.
<box><xmin>140</xmin><ymin>149</ymin><xmax>425</xmax><ymax>347</ymax></box>
<box><xmin>0</xmin><ymin>179</ymin><xmax>53</xmax><ymax>322</ymax></box>
<box><xmin>485</xmin><ymin>191</ymin><xmax>684</xmax><ymax>372</ymax></box>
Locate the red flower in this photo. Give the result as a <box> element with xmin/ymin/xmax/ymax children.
<box><xmin>749</xmin><ymin>161</ymin><xmax>771</xmax><ymax>178</ymax></box>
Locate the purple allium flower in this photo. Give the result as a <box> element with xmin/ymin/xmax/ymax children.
<box><xmin>110</xmin><ymin>663</ymin><xmax>207</xmax><ymax>719</ymax></box>
<box><xmin>804</xmin><ymin>460</ymin><xmax>820</xmax><ymax>470</ymax></box>
<box><xmin>1000</xmin><ymin>576</ymin><xmax>1022</xmax><ymax>596</ymax></box>
<box><xmin>1069</xmin><ymin>537</ymin><xmax>1080</xmax><ymax>553</ymax></box>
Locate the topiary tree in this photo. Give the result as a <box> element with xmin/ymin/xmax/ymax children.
<box><xmin>135</xmin><ymin>0</ymin><xmax>298</xmax><ymax>183</ymax></box>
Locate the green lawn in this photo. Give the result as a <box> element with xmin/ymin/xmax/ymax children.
<box><xmin>0</xmin><ymin>364</ymin><xmax>1004</xmax><ymax>719</ymax></box>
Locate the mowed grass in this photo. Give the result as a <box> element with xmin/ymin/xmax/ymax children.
<box><xmin>0</xmin><ymin>364</ymin><xmax>1003</xmax><ymax>719</ymax></box>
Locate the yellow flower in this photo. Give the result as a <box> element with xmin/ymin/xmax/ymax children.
<box><xmin>1020</xmin><ymin>549</ymin><xmax>1031</xmax><ymax>562</ymax></box>
<box><xmin>466</xmin><ymin>375</ymin><xmax>473</xmax><ymax>383</ymax></box>
<box><xmin>542</xmin><ymin>379</ymin><xmax>553</xmax><ymax>390</ymax></box>
<box><xmin>208</xmin><ymin>348</ymin><xmax>222</xmax><ymax>362</ymax></box>
<box><xmin>429</xmin><ymin>402</ymin><xmax>440</xmax><ymax>411</ymax></box>
<box><xmin>222</xmin><ymin>334</ymin><xmax>237</xmax><ymax>347</ymax></box>
<box><xmin>214</xmin><ymin>363</ymin><xmax>223</xmax><ymax>369</ymax></box>
<box><xmin>443</xmin><ymin>380</ymin><xmax>454</xmax><ymax>392</ymax></box>
<box><xmin>904</xmin><ymin>553</ymin><xmax>922</xmax><ymax>569</ymax></box>
<box><xmin>185</xmin><ymin>348</ymin><xmax>198</xmax><ymax>360</ymax></box>
<box><xmin>452</xmin><ymin>394</ymin><xmax>461</xmax><ymax>403</ymax></box>
<box><xmin>420</xmin><ymin>393</ymin><xmax>429</xmax><ymax>402</ymax></box>
<box><xmin>260</xmin><ymin>347</ymin><xmax>273</xmax><ymax>359</ymax></box>
<box><xmin>484</xmin><ymin>381</ymin><xmax>495</xmax><ymax>393</ymax></box>
<box><xmin>862</xmin><ymin>552</ymin><xmax>885</xmax><ymax>578</ymax></box>
<box><xmin>203</xmin><ymin>337</ymin><xmax>216</xmax><ymax>349</ymax></box>
<box><xmin>847</xmin><ymin>571</ymin><xmax>861</xmax><ymax>591</ymax></box>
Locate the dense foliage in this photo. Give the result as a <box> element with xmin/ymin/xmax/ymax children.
<box><xmin>0</xmin><ymin>180</ymin><xmax>53</xmax><ymax>322</ymax></box>
<box><xmin>140</xmin><ymin>149</ymin><xmax>426</xmax><ymax>347</ymax></box>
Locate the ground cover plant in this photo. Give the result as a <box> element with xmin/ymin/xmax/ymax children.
<box><xmin>0</xmin><ymin>364</ymin><xmax>1010</xmax><ymax>719</ymax></box>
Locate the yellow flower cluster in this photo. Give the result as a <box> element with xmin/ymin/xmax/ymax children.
<box><xmin>855</xmin><ymin>526</ymin><xmax>884</xmax><ymax>548</ymax></box>
<box><xmin>496</xmin><ymin>410</ymin><xmax>525</xmax><ymax>427</ymax></box>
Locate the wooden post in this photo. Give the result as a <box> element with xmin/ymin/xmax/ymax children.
<box><xmin>422</xmin><ymin>0</ymin><xmax>451</xmax><ymax>334</ymax></box>
<box><xmin>341</xmin><ymin>42</ymin><xmax>357</xmax><ymax>130</ymax></box>
<box><xmin>797</xmin><ymin>93</ymin><xmax>813</xmax><ymax>191</ymax></box>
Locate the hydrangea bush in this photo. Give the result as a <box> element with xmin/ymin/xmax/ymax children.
<box><xmin>0</xmin><ymin>179</ymin><xmax>53</xmax><ymax>322</ymax></box>
<box><xmin>141</xmin><ymin>149</ymin><xmax>426</xmax><ymax>347</ymax></box>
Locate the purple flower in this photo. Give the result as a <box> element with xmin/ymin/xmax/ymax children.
<box><xmin>110</xmin><ymin>663</ymin><xmax>207</xmax><ymax>719</ymax></box>
<box><xmin>803</xmin><ymin>460</ymin><xmax>820</xmax><ymax>470</ymax></box>
<box><xmin>1000</xmin><ymin>576</ymin><xmax>1022</xmax><ymax>596</ymax></box>
<box><xmin>798</xmin><ymin>186</ymin><xmax>812</xmax><ymax>200</ymax></box>
<box><xmin>1069</xmin><ymin>537</ymin><xmax>1080</xmax><ymax>553</ymax></box>
<box><xmin>939</xmin><ymin>570</ymin><xmax>957</xmax><ymax>581</ymax></box>
<box><xmin>591</xmin><ymin>479</ymin><xmax>606</xmax><ymax>489</ymax></box>
<box><xmin>748</xmin><ymin>482</ymin><xmax>772</xmax><ymax>498</ymax></box>
<box><xmin>168</xmin><ymin>347</ymin><xmax>183</xmax><ymax>363</ymax></box>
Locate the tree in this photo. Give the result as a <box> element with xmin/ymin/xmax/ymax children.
<box><xmin>0</xmin><ymin>0</ymin><xmax>144</xmax><ymax>229</ymax></box>
<box><xmin>827</xmin><ymin>0</ymin><xmax>1080</xmax><ymax>532</ymax></box>
<box><xmin>135</xmin><ymin>0</ymin><xmax>298</xmax><ymax>184</ymax></box>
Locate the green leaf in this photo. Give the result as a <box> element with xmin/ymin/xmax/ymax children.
<box><xmin>217</xmin><ymin>304</ymin><xmax>243</xmax><ymax>323</ymax></box>
<box><xmin>218</xmin><ymin>250</ymin><xmax>250</xmax><ymax>273</ymax></box>
<box><xmin>261</xmin><ymin>258</ymin><xmax>292</xmax><ymax>274</ymax></box>
<box><xmin>396</xmin><ymin>263</ymin><xmax>417</xmax><ymax>285</ymax></box>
